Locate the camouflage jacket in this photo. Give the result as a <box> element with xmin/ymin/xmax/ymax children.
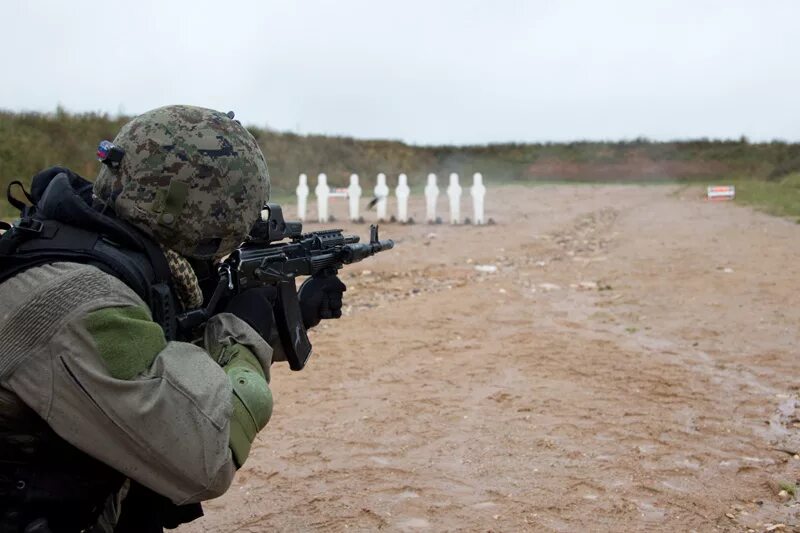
<box><xmin>0</xmin><ymin>261</ymin><xmax>273</xmax><ymax>526</ymax></box>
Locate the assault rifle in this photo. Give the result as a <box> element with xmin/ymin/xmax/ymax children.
<box><xmin>178</xmin><ymin>204</ymin><xmax>394</xmax><ymax>370</ymax></box>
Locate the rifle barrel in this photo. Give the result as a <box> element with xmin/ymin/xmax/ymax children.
<box><xmin>341</xmin><ymin>239</ymin><xmax>394</xmax><ymax>263</ymax></box>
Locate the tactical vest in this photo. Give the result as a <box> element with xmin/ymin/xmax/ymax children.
<box><xmin>0</xmin><ymin>168</ymin><xmax>202</xmax><ymax>532</ymax></box>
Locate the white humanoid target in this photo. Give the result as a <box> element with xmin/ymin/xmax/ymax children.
<box><xmin>296</xmin><ymin>173</ymin><xmax>309</xmax><ymax>221</ymax></box>
<box><xmin>424</xmin><ymin>173</ymin><xmax>439</xmax><ymax>223</ymax></box>
<box><xmin>395</xmin><ymin>173</ymin><xmax>410</xmax><ymax>223</ymax></box>
<box><xmin>374</xmin><ymin>173</ymin><xmax>389</xmax><ymax>222</ymax></box>
<box><xmin>315</xmin><ymin>173</ymin><xmax>330</xmax><ymax>223</ymax></box>
<box><xmin>446</xmin><ymin>172</ymin><xmax>462</xmax><ymax>224</ymax></box>
<box><xmin>470</xmin><ymin>172</ymin><xmax>486</xmax><ymax>225</ymax></box>
<box><xmin>347</xmin><ymin>173</ymin><xmax>362</xmax><ymax>222</ymax></box>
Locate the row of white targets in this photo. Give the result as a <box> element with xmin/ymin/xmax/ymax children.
<box><xmin>296</xmin><ymin>172</ymin><xmax>487</xmax><ymax>224</ymax></box>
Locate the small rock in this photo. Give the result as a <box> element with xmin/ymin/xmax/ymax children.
<box><xmin>475</xmin><ymin>265</ymin><xmax>498</xmax><ymax>273</ymax></box>
<box><xmin>361</xmin><ymin>270</ymin><xmax>372</xmax><ymax>276</ymax></box>
<box><xmin>578</xmin><ymin>281</ymin><xmax>598</xmax><ymax>290</ymax></box>
<box><xmin>725</xmin><ymin>513</ymin><xmax>735</xmax><ymax>519</ymax></box>
<box><xmin>535</xmin><ymin>261</ymin><xmax>547</xmax><ymax>267</ymax></box>
<box><xmin>765</xmin><ymin>524</ymin><xmax>786</xmax><ymax>532</ymax></box>
<box><xmin>723</xmin><ymin>267</ymin><xmax>734</xmax><ymax>273</ymax></box>
<box><xmin>498</xmin><ymin>288</ymin><xmax>507</xmax><ymax>294</ymax></box>
<box><xmin>778</xmin><ymin>489</ymin><xmax>789</xmax><ymax>499</ymax></box>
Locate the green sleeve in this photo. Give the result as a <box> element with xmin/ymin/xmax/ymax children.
<box><xmin>222</xmin><ymin>344</ymin><xmax>273</xmax><ymax>467</ymax></box>
<box><xmin>84</xmin><ymin>305</ymin><xmax>166</xmax><ymax>380</ymax></box>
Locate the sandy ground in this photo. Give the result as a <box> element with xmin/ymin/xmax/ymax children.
<box><xmin>180</xmin><ymin>185</ymin><xmax>800</xmax><ymax>532</ymax></box>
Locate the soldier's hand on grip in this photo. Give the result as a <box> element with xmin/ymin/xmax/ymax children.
<box><xmin>298</xmin><ymin>274</ymin><xmax>346</xmax><ymax>329</ymax></box>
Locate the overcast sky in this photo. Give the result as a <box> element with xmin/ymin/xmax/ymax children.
<box><xmin>2</xmin><ymin>0</ymin><xmax>798</xmax><ymax>145</ymax></box>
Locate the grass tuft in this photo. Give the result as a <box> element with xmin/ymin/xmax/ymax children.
<box><xmin>731</xmin><ymin>174</ymin><xmax>800</xmax><ymax>218</ymax></box>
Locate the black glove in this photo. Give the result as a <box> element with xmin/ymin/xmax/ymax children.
<box><xmin>297</xmin><ymin>274</ymin><xmax>346</xmax><ymax>329</ymax></box>
<box><xmin>224</xmin><ymin>287</ymin><xmax>277</xmax><ymax>341</ymax></box>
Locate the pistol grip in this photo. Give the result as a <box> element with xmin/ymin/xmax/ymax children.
<box><xmin>274</xmin><ymin>281</ymin><xmax>313</xmax><ymax>371</ymax></box>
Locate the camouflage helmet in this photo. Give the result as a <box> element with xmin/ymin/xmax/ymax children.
<box><xmin>93</xmin><ymin>105</ymin><xmax>270</xmax><ymax>259</ymax></box>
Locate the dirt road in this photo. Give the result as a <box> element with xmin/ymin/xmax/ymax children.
<box><xmin>181</xmin><ymin>185</ymin><xmax>800</xmax><ymax>532</ymax></box>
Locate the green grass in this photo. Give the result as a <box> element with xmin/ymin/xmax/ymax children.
<box><xmin>4</xmin><ymin>108</ymin><xmax>800</xmax><ymax>196</ymax></box>
<box><xmin>732</xmin><ymin>173</ymin><xmax>800</xmax><ymax>219</ymax></box>
<box><xmin>779</xmin><ymin>481</ymin><xmax>798</xmax><ymax>498</ymax></box>
<box><xmin>0</xmin><ymin>197</ymin><xmax>16</xmax><ymax>221</ymax></box>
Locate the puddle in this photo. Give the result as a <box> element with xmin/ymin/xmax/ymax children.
<box><xmin>397</xmin><ymin>517</ymin><xmax>430</xmax><ymax>529</ymax></box>
<box><xmin>761</xmin><ymin>395</ymin><xmax>799</xmax><ymax>442</ymax></box>
<box><xmin>472</xmin><ymin>501</ymin><xmax>497</xmax><ymax>509</ymax></box>
<box><xmin>636</xmin><ymin>500</ymin><xmax>666</xmax><ymax>521</ymax></box>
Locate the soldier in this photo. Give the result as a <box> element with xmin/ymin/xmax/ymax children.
<box><xmin>0</xmin><ymin>105</ymin><xmax>344</xmax><ymax>532</ymax></box>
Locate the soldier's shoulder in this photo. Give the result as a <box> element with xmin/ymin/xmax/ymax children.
<box><xmin>0</xmin><ymin>262</ymin><xmax>142</xmax><ymax>319</ymax></box>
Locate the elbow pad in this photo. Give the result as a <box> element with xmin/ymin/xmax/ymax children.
<box><xmin>223</xmin><ymin>344</ymin><xmax>273</xmax><ymax>467</ymax></box>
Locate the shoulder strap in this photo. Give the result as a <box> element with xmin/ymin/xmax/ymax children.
<box><xmin>140</xmin><ymin>240</ymin><xmax>179</xmax><ymax>342</ymax></box>
<box><xmin>6</xmin><ymin>180</ymin><xmax>34</xmax><ymax>215</ymax></box>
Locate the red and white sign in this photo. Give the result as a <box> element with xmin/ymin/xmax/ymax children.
<box><xmin>329</xmin><ymin>187</ymin><xmax>349</xmax><ymax>198</ymax></box>
<box><xmin>707</xmin><ymin>185</ymin><xmax>735</xmax><ymax>201</ymax></box>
